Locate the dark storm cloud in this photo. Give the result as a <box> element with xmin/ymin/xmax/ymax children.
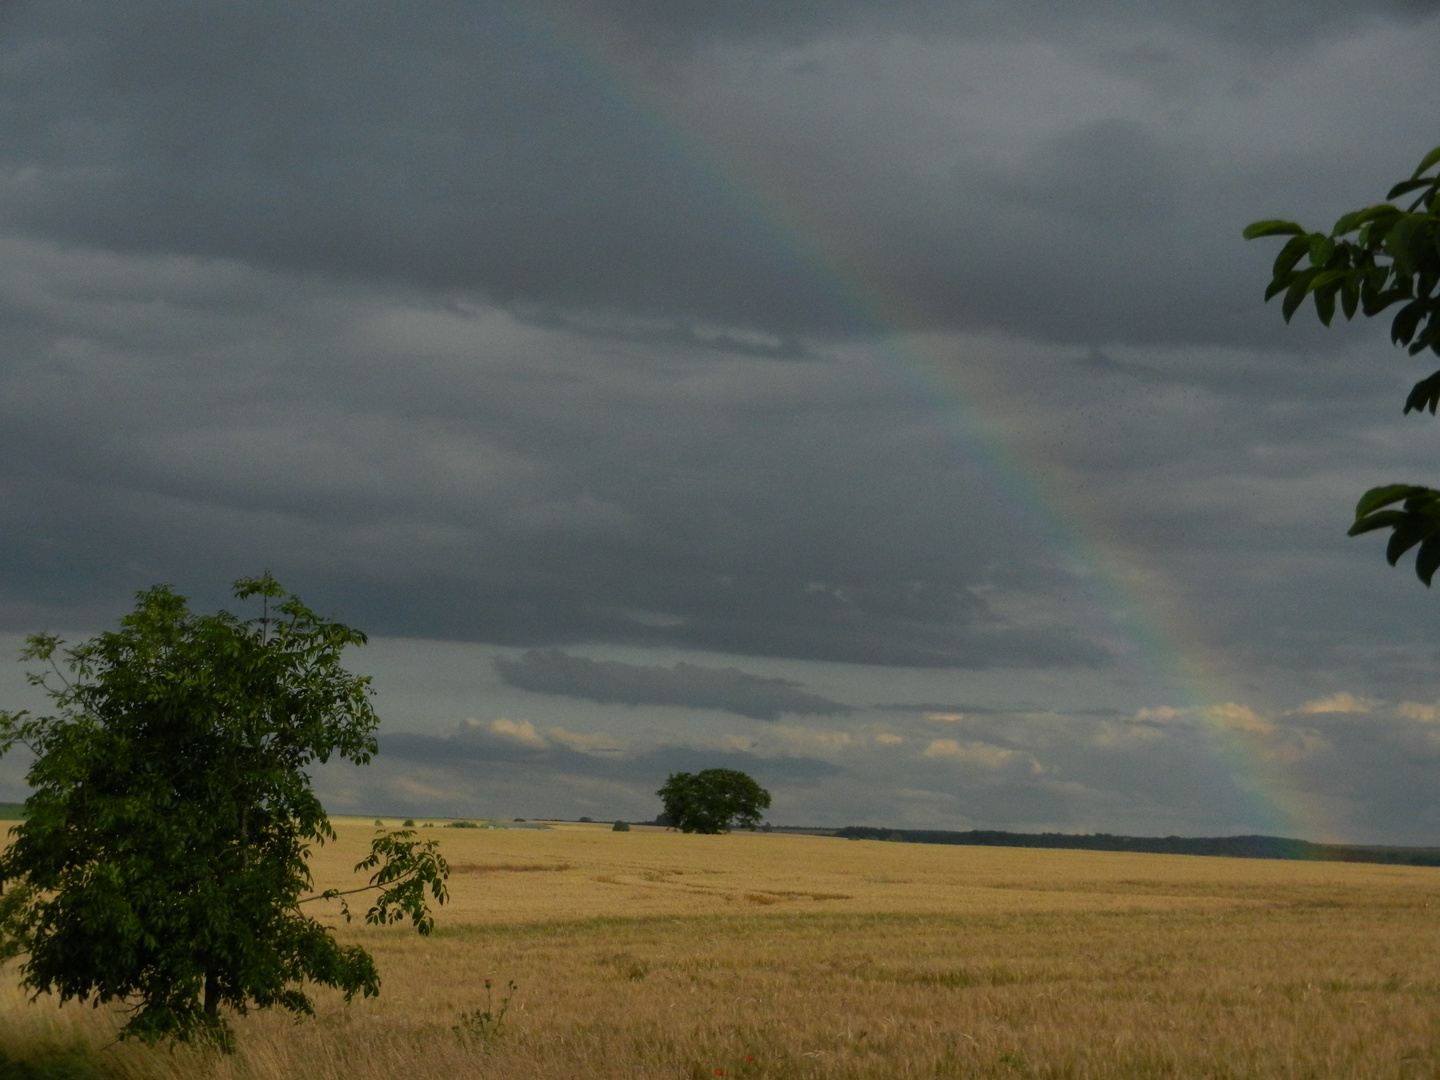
<box><xmin>5</xmin><ymin>0</ymin><xmax>1440</xmax><ymax>843</ymax></box>
<box><xmin>0</xmin><ymin>240</ymin><xmax>1133</xmax><ymax>668</ymax></box>
<box><xmin>494</xmin><ymin>649</ymin><xmax>852</xmax><ymax>720</ymax></box>
<box><xmin>568</xmin><ymin>0</ymin><xmax>1438</xmax><ymax>43</ymax></box>
<box><xmin>0</xmin><ymin>2</ymin><xmax>843</xmax><ymax>331</ymax></box>
<box><xmin>4</xmin><ymin>223</ymin><xmax>1438</xmax><ymax>696</ymax></box>
<box><xmin>0</xmin><ymin>2</ymin><xmax>1436</xmax><ymax>345</ymax></box>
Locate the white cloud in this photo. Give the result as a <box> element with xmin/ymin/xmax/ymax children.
<box><xmin>546</xmin><ymin>727</ymin><xmax>624</xmax><ymax>755</ymax></box>
<box><xmin>1134</xmin><ymin>706</ymin><xmax>1187</xmax><ymax>723</ymax></box>
<box><xmin>1207</xmin><ymin>703</ymin><xmax>1273</xmax><ymax>736</ymax></box>
<box><xmin>763</xmin><ymin>727</ymin><xmax>854</xmax><ymax>755</ymax></box>
<box><xmin>486</xmin><ymin>718</ymin><xmax>548</xmax><ymax>748</ymax></box>
<box><xmin>922</xmin><ymin>739</ymin><xmax>1019</xmax><ymax>768</ymax></box>
<box><xmin>1295</xmin><ymin>692</ymin><xmax>1374</xmax><ymax>715</ymax></box>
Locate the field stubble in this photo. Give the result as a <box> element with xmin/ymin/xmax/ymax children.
<box><xmin>3</xmin><ymin>820</ymin><xmax>1440</xmax><ymax>1079</ymax></box>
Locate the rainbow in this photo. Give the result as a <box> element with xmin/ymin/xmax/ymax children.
<box><xmin>496</xmin><ymin>6</ymin><xmax>1333</xmax><ymax>841</ymax></box>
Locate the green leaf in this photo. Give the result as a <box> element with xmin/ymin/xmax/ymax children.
<box><xmin>1271</xmin><ymin>234</ymin><xmax>1311</xmax><ymax>279</ymax></box>
<box><xmin>1417</xmin><ymin>535</ymin><xmax>1440</xmax><ymax>586</ymax></box>
<box><xmin>1355</xmin><ymin>484</ymin><xmax>1432</xmax><ymax>519</ymax></box>
<box><xmin>1242</xmin><ymin>219</ymin><xmax>1306</xmax><ymax>239</ymax></box>
<box><xmin>1336</xmin><ymin>204</ymin><xmax>1401</xmax><ymax>236</ymax></box>
<box><xmin>1307</xmin><ymin>268</ymin><xmax>1354</xmax><ymax>291</ymax></box>
<box><xmin>1386</xmin><ymin>522</ymin><xmax>1429</xmax><ymax>565</ymax></box>
<box><xmin>1264</xmin><ymin>271</ymin><xmax>1297</xmax><ymax>303</ymax></box>
<box><xmin>1366</xmin><ymin>289</ymin><xmax>1414</xmax><ymax>320</ymax></box>
<box><xmin>1403</xmin><ymin>371</ymin><xmax>1440</xmax><ymax>414</ymax></box>
<box><xmin>1340</xmin><ymin>274</ymin><xmax>1359</xmax><ymax>320</ymax></box>
<box><xmin>1413</xmin><ymin>146</ymin><xmax>1440</xmax><ymax>178</ymax></box>
<box><xmin>1281</xmin><ymin>272</ymin><xmax>1314</xmax><ymax>322</ymax></box>
<box><xmin>1332</xmin><ymin>210</ymin><xmax>1362</xmax><ymax>236</ymax></box>
<box><xmin>1348</xmin><ymin>508</ymin><xmax>1413</xmax><ymax>537</ymax></box>
<box><xmin>1386</xmin><ymin>177</ymin><xmax>1437</xmax><ymax>201</ymax></box>
<box><xmin>1385</xmin><ymin>215</ymin><xmax>1422</xmax><ymax>279</ymax></box>
<box><xmin>1391</xmin><ymin>298</ymin><xmax>1425</xmax><ymax>346</ymax></box>
<box><xmin>1408</xmin><ymin>310</ymin><xmax>1440</xmax><ymax>356</ymax></box>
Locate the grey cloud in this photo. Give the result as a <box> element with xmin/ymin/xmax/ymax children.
<box><xmin>1074</xmin><ymin>348</ymin><xmax>1160</xmax><ymax>379</ymax></box>
<box><xmin>1000</xmin><ymin>120</ymin><xmax>1183</xmax><ymax>226</ymax></box>
<box><xmin>324</xmin><ymin>726</ymin><xmax>844</xmax><ymax>822</ymax></box>
<box><xmin>547</xmin><ymin>1</ymin><xmax>1436</xmax><ymax>46</ymax></box>
<box><xmin>875</xmin><ymin>703</ymin><xmax>1131</xmax><ymax>718</ymax></box>
<box><xmin>0</xmin><ymin>3</ymin><xmax>844</xmax><ymax>332</ymax></box>
<box><xmin>494</xmin><ymin>649</ymin><xmax>852</xmax><ymax>720</ymax></box>
<box><xmin>340</xmin><ymin>698</ymin><xmax>1440</xmax><ymax>843</ymax></box>
<box><xmin>3</xmin><ymin>231</ymin><xmax>1438</xmax><ymax>699</ymax></box>
<box><xmin>378</xmin><ymin>724</ymin><xmax>843</xmax><ymax>783</ymax></box>
<box><xmin>0</xmin><ymin>248</ymin><xmax>1125</xmax><ymax>668</ymax></box>
<box><xmin>0</xmin><ymin>3</ymin><xmax>1435</xmax><ymax>347</ymax></box>
<box><xmin>875</xmin><ymin>703</ymin><xmax>1008</xmax><ymax>715</ymax></box>
<box><xmin>9</xmin><ymin>0</ymin><xmax>1440</xmax><ymax>845</ymax></box>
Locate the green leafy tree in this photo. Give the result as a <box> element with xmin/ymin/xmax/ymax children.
<box><xmin>1245</xmin><ymin>145</ymin><xmax>1440</xmax><ymax>582</ymax></box>
<box><xmin>656</xmin><ymin>769</ymin><xmax>771</xmax><ymax>834</ymax></box>
<box><xmin>0</xmin><ymin>575</ymin><xmax>448</xmax><ymax>1047</ymax></box>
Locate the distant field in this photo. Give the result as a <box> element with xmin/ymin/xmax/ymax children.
<box><xmin>3</xmin><ymin>818</ymin><xmax>1440</xmax><ymax>1078</ymax></box>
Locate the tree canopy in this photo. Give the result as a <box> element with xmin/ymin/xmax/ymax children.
<box><xmin>0</xmin><ymin>575</ymin><xmax>447</xmax><ymax>1047</ymax></box>
<box><xmin>657</xmin><ymin>769</ymin><xmax>771</xmax><ymax>834</ymax></box>
<box><xmin>1245</xmin><ymin>145</ymin><xmax>1440</xmax><ymax>582</ymax></box>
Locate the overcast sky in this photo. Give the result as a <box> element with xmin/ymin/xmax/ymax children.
<box><xmin>3</xmin><ymin>1</ymin><xmax>1440</xmax><ymax>843</ymax></box>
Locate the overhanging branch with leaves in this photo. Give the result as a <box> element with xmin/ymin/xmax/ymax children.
<box><xmin>1245</xmin><ymin>145</ymin><xmax>1440</xmax><ymax>583</ymax></box>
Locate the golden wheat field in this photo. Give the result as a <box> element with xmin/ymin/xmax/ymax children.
<box><xmin>4</xmin><ymin>818</ymin><xmax>1440</xmax><ymax>1080</ymax></box>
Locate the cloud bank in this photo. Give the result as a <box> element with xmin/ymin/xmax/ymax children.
<box><xmin>4</xmin><ymin>2</ymin><xmax>1440</xmax><ymax>842</ymax></box>
<box><xmin>494</xmin><ymin>649</ymin><xmax>852</xmax><ymax>720</ymax></box>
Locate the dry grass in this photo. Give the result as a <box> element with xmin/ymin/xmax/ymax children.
<box><xmin>4</xmin><ymin>818</ymin><xmax>1440</xmax><ymax>1078</ymax></box>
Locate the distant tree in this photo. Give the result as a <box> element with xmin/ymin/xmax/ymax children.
<box><xmin>612</xmin><ymin>820</ymin><xmax>631</xmax><ymax>832</ymax></box>
<box><xmin>656</xmin><ymin>769</ymin><xmax>771</xmax><ymax>834</ymax></box>
<box><xmin>1245</xmin><ymin>145</ymin><xmax>1440</xmax><ymax>582</ymax></box>
<box><xmin>0</xmin><ymin>575</ymin><xmax>448</xmax><ymax>1047</ymax></box>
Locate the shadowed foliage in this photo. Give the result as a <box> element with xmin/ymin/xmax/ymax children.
<box><xmin>657</xmin><ymin>769</ymin><xmax>771</xmax><ymax>834</ymax></box>
<box><xmin>0</xmin><ymin>575</ymin><xmax>447</xmax><ymax>1047</ymax></box>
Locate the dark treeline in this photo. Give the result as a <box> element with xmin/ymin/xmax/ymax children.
<box><xmin>832</xmin><ymin>827</ymin><xmax>1440</xmax><ymax>866</ymax></box>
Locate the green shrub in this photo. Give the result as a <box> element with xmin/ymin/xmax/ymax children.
<box><xmin>612</xmin><ymin>820</ymin><xmax>631</xmax><ymax>832</ymax></box>
<box><xmin>403</xmin><ymin>818</ymin><xmax>415</xmax><ymax>827</ymax></box>
<box><xmin>446</xmin><ymin>820</ymin><xmax>479</xmax><ymax>829</ymax></box>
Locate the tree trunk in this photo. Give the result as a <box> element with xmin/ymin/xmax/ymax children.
<box><xmin>204</xmin><ymin>970</ymin><xmax>220</xmax><ymax>1017</ymax></box>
